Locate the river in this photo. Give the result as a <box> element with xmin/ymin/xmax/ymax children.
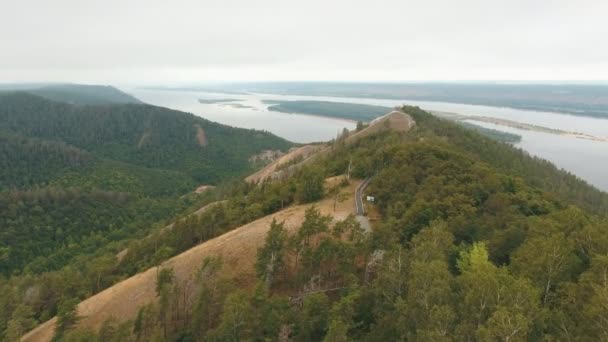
<box><xmin>128</xmin><ymin>88</ymin><xmax>608</xmax><ymax>192</ymax></box>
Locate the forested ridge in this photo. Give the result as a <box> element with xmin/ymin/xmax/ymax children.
<box><xmin>403</xmin><ymin>105</ymin><xmax>608</xmax><ymax>216</ymax></box>
<box><xmin>0</xmin><ymin>84</ymin><xmax>142</xmax><ymax>105</ymax></box>
<box><xmin>4</xmin><ymin>105</ymin><xmax>608</xmax><ymax>341</ymax></box>
<box><xmin>0</xmin><ymin>92</ymin><xmax>292</xmax><ymax>188</ymax></box>
<box><xmin>0</xmin><ymin>91</ymin><xmax>291</xmax><ymax>270</ymax></box>
<box><xmin>0</xmin><ymin>90</ymin><xmax>293</xmax><ymax>340</ymax></box>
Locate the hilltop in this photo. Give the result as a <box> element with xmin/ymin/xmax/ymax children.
<box><xmin>11</xmin><ymin>106</ymin><xmax>608</xmax><ymax>341</ymax></box>
<box><xmin>0</xmin><ymin>83</ymin><xmax>141</xmax><ymax>105</ymax></box>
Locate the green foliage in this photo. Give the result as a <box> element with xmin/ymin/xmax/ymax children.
<box><xmin>0</xmin><ymin>91</ymin><xmax>292</xmax><ymax>339</ymax></box>
<box><xmin>9</xmin><ymin>105</ymin><xmax>608</xmax><ymax>341</ymax></box>
<box><xmin>53</xmin><ymin>298</ymin><xmax>80</xmax><ymax>341</ymax></box>
<box><xmin>356</xmin><ymin>121</ymin><xmax>365</xmax><ymax>131</ymax></box>
<box><xmin>457</xmin><ymin>121</ymin><xmax>522</xmax><ymax>143</ymax></box>
<box><xmin>403</xmin><ymin>105</ymin><xmax>608</xmax><ymax>215</ymax></box>
<box><xmin>255</xmin><ymin>219</ymin><xmax>288</xmax><ymax>287</ymax></box>
<box><xmin>0</xmin><ymin>188</ymin><xmax>188</xmax><ymax>275</ymax></box>
<box><xmin>4</xmin><ymin>304</ymin><xmax>36</xmax><ymax>342</ymax></box>
<box><xmin>295</xmin><ymin>167</ymin><xmax>325</xmax><ymax>203</ymax></box>
<box><xmin>0</xmin><ymin>92</ymin><xmax>292</xmax><ymax>190</ymax></box>
<box><xmin>156</xmin><ymin>268</ymin><xmax>174</xmax><ymax>296</ymax></box>
<box><xmin>298</xmin><ymin>293</ymin><xmax>330</xmax><ymax>341</ymax></box>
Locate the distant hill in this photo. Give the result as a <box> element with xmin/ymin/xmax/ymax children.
<box><xmin>28</xmin><ymin>84</ymin><xmax>142</xmax><ymax>105</ymax></box>
<box><xmin>265</xmin><ymin>100</ymin><xmax>391</xmax><ymax>122</ymax></box>
<box><xmin>0</xmin><ymin>92</ymin><xmax>292</xmax><ymax>191</ymax></box>
<box><xmin>206</xmin><ymin>82</ymin><xmax>608</xmax><ymax>118</ymax></box>
<box><xmin>0</xmin><ymin>83</ymin><xmax>141</xmax><ymax>105</ymax></box>
<box><xmin>0</xmin><ymin>91</ymin><xmax>292</xmax><ymax>276</ymax></box>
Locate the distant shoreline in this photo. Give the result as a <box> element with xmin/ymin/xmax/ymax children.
<box><xmin>432</xmin><ymin>111</ymin><xmax>608</xmax><ymax>142</ymax></box>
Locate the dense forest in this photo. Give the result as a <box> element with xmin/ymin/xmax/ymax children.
<box><xmin>6</xmin><ymin>106</ymin><xmax>607</xmax><ymax>341</ymax></box>
<box><xmin>0</xmin><ymin>92</ymin><xmax>292</xmax><ymax>188</ymax></box>
<box><xmin>0</xmin><ymin>91</ymin><xmax>291</xmax><ymax>270</ymax></box>
<box><xmin>0</xmin><ymin>90</ymin><xmax>295</xmax><ymax>340</ymax></box>
<box><xmin>456</xmin><ymin>122</ymin><xmax>521</xmax><ymax>143</ymax></box>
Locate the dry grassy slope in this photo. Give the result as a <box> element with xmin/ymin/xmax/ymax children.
<box><xmin>245</xmin><ymin>144</ymin><xmax>325</xmax><ymax>183</ymax></box>
<box><xmin>345</xmin><ymin>111</ymin><xmax>415</xmax><ymax>143</ymax></box>
<box><xmin>246</xmin><ymin>111</ymin><xmax>414</xmax><ymax>184</ymax></box>
<box><xmin>22</xmin><ymin>181</ymin><xmax>361</xmax><ymax>342</ymax></box>
<box><xmin>305</xmin><ymin>110</ymin><xmax>415</xmax><ymax>162</ymax></box>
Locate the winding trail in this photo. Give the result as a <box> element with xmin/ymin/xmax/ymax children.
<box><xmin>355</xmin><ymin>177</ymin><xmax>372</xmax><ymax>233</ymax></box>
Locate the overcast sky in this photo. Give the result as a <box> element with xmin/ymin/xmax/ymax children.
<box><xmin>2</xmin><ymin>0</ymin><xmax>607</xmax><ymax>85</ymax></box>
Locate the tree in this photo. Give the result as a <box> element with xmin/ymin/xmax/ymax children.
<box><xmin>455</xmin><ymin>243</ymin><xmax>539</xmax><ymax>341</ymax></box>
<box><xmin>511</xmin><ymin>233</ymin><xmax>579</xmax><ymax>304</ymax></box>
<box><xmin>323</xmin><ymin>290</ymin><xmax>360</xmax><ymax>342</ymax></box>
<box><xmin>191</xmin><ymin>257</ymin><xmax>225</xmax><ymax>340</ymax></box>
<box><xmin>295</xmin><ymin>167</ymin><xmax>325</xmax><ymax>203</ymax></box>
<box><xmin>297</xmin><ymin>206</ymin><xmax>331</xmax><ymax>248</ymax></box>
<box><xmin>298</xmin><ymin>293</ymin><xmax>330</xmax><ymax>341</ymax></box>
<box><xmin>401</xmin><ymin>260</ymin><xmax>454</xmax><ymax>339</ymax></box>
<box><xmin>53</xmin><ymin>298</ymin><xmax>80</xmax><ymax>341</ymax></box>
<box><xmin>356</xmin><ymin>121</ymin><xmax>365</xmax><ymax>132</ymax></box>
<box><xmin>255</xmin><ymin>219</ymin><xmax>288</xmax><ymax>288</ymax></box>
<box><xmin>210</xmin><ymin>291</ymin><xmax>252</xmax><ymax>341</ymax></box>
<box><xmin>5</xmin><ymin>304</ymin><xmax>36</xmax><ymax>342</ymax></box>
<box><xmin>291</xmin><ymin>207</ymin><xmax>332</xmax><ymax>280</ymax></box>
<box><xmin>156</xmin><ymin>267</ymin><xmax>174</xmax><ymax>297</ymax></box>
<box><xmin>155</xmin><ymin>267</ymin><xmax>175</xmax><ymax>338</ymax></box>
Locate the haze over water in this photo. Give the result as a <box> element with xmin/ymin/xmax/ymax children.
<box><xmin>130</xmin><ymin>88</ymin><xmax>608</xmax><ymax>192</ymax></box>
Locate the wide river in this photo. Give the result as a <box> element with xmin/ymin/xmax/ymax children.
<box><xmin>129</xmin><ymin>88</ymin><xmax>608</xmax><ymax>192</ymax></box>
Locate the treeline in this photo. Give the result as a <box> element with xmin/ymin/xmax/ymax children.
<box><xmin>62</xmin><ymin>119</ymin><xmax>608</xmax><ymax>340</ymax></box>
<box><xmin>0</xmin><ymin>187</ymin><xmax>194</xmax><ymax>275</ymax></box>
<box><xmin>0</xmin><ymin>165</ymin><xmax>327</xmax><ymax>340</ymax></box>
<box><xmin>457</xmin><ymin>121</ymin><xmax>521</xmax><ymax>143</ymax></box>
<box><xmin>0</xmin><ymin>133</ymin><xmax>196</xmax><ymax>196</ymax></box>
<box><xmin>265</xmin><ymin>100</ymin><xmax>391</xmax><ymax>122</ymax></box>
<box><xmin>403</xmin><ymin>105</ymin><xmax>608</xmax><ymax>215</ymax></box>
<box><xmin>0</xmin><ymin>132</ymin><xmax>92</xmax><ymax>190</ymax></box>
<box><xmin>0</xmin><ymin>92</ymin><xmax>292</xmax><ymax>188</ymax></box>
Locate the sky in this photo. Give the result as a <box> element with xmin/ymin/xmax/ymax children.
<box><xmin>2</xmin><ymin>0</ymin><xmax>608</xmax><ymax>85</ymax></box>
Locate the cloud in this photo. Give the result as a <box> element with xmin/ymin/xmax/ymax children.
<box><xmin>1</xmin><ymin>0</ymin><xmax>607</xmax><ymax>83</ymax></box>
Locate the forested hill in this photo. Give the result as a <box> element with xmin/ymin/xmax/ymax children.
<box><xmin>265</xmin><ymin>100</ymin><xmax>391</xmax><ymax>121</ymax></box>
<box><xmin>0</xmin><ymin>92</ymin><xmax>292</xmax><ymax>190</ymax></box>
<box><xmin>15</xmin><ymin>106</ymin><xmax>608</xmax><ymax>341</ymax></box>
<box><xmin>0</xmin><ymin>84</ymin><xmax>142</xmax><ymax>105</ymax></box>
<box><xmin>0</xmin><ymin>90</ymin><xmax>291</xmax><ymax>279</ymax></box>
<box><xmin>403</xmin><ymin>105</ymin><xmax>608</xmax><ymax>216</ymax></box>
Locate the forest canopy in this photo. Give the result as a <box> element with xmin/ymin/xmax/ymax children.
<box><xmin>4</xmin><ymin>104</ymin><xmax>608</xmax><ymax>341</ymax></box>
